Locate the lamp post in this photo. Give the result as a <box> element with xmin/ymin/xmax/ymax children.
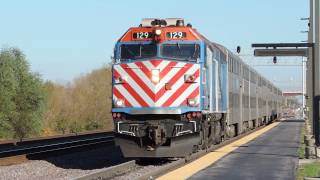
<box><xmin>303</xmin><ymin>56</ymin><xmax>306</xmax><ymax>119</ymax></box>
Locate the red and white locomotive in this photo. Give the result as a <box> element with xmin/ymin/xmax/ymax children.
<box><xmin>111</xmin><ymin>18</ymin><xmax>283</xmax><ymax>158</ymax></box>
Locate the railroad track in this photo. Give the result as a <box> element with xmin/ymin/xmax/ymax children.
<box><xmin>0</xmin><ymin>131</ymin><xmax>114</xmax><ymax>165</ymax></box>
<box><xmin>74</xmin><ymin>160</ymin><xmax>138</xmax><ymax>180</ymax></box>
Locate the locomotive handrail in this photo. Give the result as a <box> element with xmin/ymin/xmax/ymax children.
<box><xmin>124</xmin><ymin>67</ymin><xmax>141</xmax><ymax>69</ymax></box>
<box><xmin>170</xmin><ymin>66</ymin><xmax>185</xmax><ymax>68</ymax></box>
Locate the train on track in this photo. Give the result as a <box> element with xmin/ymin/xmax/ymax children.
<box><xmin>111</xmin><ymin>18</ymin><xmax>284</xmax><ymax>158</ymax></box>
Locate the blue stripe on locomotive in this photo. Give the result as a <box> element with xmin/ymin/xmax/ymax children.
<box><xmin>112</xmin><ymin>107</ymin><xmax>201</xmax><ymax>114</ymax></box>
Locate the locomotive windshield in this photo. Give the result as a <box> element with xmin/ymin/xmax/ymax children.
<box><xmin>120</xmin><ymin>44</ymin><xmax>157</xmax><ymax>60</ymax></box>
<box><xmin>161</xmin><ymin>43</ymin><xmax>200</xmax><ymax>61</ymax></box>
<box><xmin>119</xmin><ymin>43</ymin><xmax>200</xmax><ymax>61</ymax></box>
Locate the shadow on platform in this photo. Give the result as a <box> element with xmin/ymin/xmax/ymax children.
<box><xmin>282</xmin><ymin>119</ymin><xmax>304</xmax><ymax>123</ymax></box>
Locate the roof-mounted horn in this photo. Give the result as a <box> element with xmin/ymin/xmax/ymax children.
<box><xmin>140</xmin><ymin>18</ymin><xmax>184</xmax><ymax>27</ymax></box>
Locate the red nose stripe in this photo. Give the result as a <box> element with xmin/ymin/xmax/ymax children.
<box><xmin>155</xmin><ymin>63</ymin><xmax>194</xmax><ymax>102</ymax></box>
<box><xmin>162</xmin><ymin>69</ymin><xmax>200</xmax><ymax>107</ymax></box>
<box><xmin>121</xmin><ymin>64</ymin><xmax>155</xmax><ymax>101</ymax></box>
<box><xmin>113</xmin><ymin>60</ymin><xmax>200</xmax><ymax>108</ymax></box>
<box><xmin>180</xmin><ymin>87</ymin><xmax>200</xmax><ymax>106</ymax></box>
<box><xmin>114</xmin><ymin>69</ymin><xmax>149</xmax><ymax>107</ymax></box>
<box><xmin>160</xmin><ymin>61</ymin><xmax>178</xmax><ymax>79</ymax></box>
<box><xmin>134</xmin><ymin>61</ymin><xmax>151</xmax><ymax>79</ymax></box>
<box><xmin>113</xmin><ymin>87</ymin><xmax>133</xmax><ymax>107</ymax></box>
<box><xmin>149</xmin><ymin>59</ymin><xmax>162</xmax><ymax>67</ymax></box>
<box><xmin>113</xmin><ymin>69</ymin><xmax>121</xmax><ymax>80</ymax></box>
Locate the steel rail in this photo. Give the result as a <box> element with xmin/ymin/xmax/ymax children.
<box><xmin>73</xmin><ymin>160</ymin><xmax>137</xmax><ymax>180</ymax></box>
<box><xmin>0</xmin><ymin>131</ymin><xmax>114</xmax><ymax>159</ymax></box>
<box><xmin>0</xmin><ymin>136</ymin><xmax>114</xmax><ymax>157</ymax></box>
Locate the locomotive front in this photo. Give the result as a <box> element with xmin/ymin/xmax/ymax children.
<box><xmin>112</xmin><ymin>19</ymin><xmax>203</xmax><ymax>157</ymax></box>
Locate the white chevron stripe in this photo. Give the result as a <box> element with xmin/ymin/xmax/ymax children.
<box><xmin>115</xmin><ymin>65</ymin><xmax>154</xmax><ymax>106</ymax></box>
<box><xmin>128</xmin><ymin>61</ymin><xmax>175</xmax><ymax>94</ymax></box>
<box><xmin>142</xmin><ymin>60</ymin><xmax>171</xmax><ymax>72</ymax></box>
<box><xmin>129</xmin><ymin>61</ymin><xmax>190</xmax><ymax>94</ymax></box>
<box><xmin>141</xmin><ymin>60</ymin><xmax>155</xmax><ymax>71</ymax></box>
<box><xmin>155</xmin><ymin>62</ymin><xmax>186</xmax><ymax>92</ymax></box>
<box><xmin>127</xmin><ymin>63</ymin><xmax>155</xmax><ymax>92</ymax></box>
<box><xmin>170</xmin><ymin>77</ymin><xmax>200</xmax><ymax>107</ymax></box>
<box><xmin>114</xmin><ymin>85</ymin><xmax>141</xmax><ymax>107</ymax></box>
<box><xmin>157</xmin><ymin>60</ymin><xmax>171</xmax><ymax>71</ymax></box>
<box><xmin>156</xmin><ymin>64</ymin><xmax>199</xmax><ymax>106</ymax></box>
<box><xmin>113</xmin><ymin>61</ymin><xmax>200</xmax><ymax>108</ymax></box>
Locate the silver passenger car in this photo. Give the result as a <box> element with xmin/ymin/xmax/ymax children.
<box><xmin>209</xmin><ymin>42</ymin><xmax>283</xmax><ymax>137</ymax></box>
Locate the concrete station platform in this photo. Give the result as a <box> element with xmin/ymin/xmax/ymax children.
<box><xmin>189</xmin><ymin>118</ymin><xmax>303</xmax><ymax>180</ymax></box>
<box><xmin>158</xmin><ymin>118</ymin><xmax>303</xmax><ymax>180</ymax></box>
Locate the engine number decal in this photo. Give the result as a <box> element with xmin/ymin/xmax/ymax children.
<box><xmin>132</xmin><ymin>32</ymin><xmax>153</xmax><ymax>39</ymax></box>
<box><xmin>166</xmin><ymin>31</ymin><xmax>187</xmax><ymax>39</ymax></box>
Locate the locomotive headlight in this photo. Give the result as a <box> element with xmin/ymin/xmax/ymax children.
<box><xmin>187</xmin><ymin>98</ymin><xmax>197</xmax><ymax>106</ymax></box>
<box><xmin>115</xmin><ymin>99</ymin><xmax>125</xmax><ymax>107</ymax></box>
<box><xmin>155</xmin><ymin>29</ymin><xmax>162</xmax><ymax>36</ymax></box>
<box><xmin>151</xmin><ymin>69</ymin><xmax>160</xmax><ymax>83</ymax></box>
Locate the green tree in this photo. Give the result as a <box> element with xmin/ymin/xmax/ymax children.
<box><xmin>0</xmin><ymin>50</ymin><xmax>18</xmax><ymax>138</ymax></box>
<box><xmin>70</xmin><ymin>66</ymin><xmax>113</xmax><ymax>131</ymax></box>
<box><xmin>43</xmin><ymin>81</ymin><xmax>70</xmax><ymax>135</ymax></box>
<box><xmin>0</xmin><ymin>48</ymin><xmax>46</xmax><ymax>140</ymax></box>
<box><xmin>43</xmin><ymin>64</ymin><xmax>113</xmax><ymax>135</ymax></box>
<box><xmin>55</xmin><ymin>115</ymin><xmax>69</xmax><ymax>134</ymax></box>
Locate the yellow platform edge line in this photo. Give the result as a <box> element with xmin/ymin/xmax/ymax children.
<box><xmin>157</xmin><ymin>122</ymin><xmax>280</xmax><ymax>180</ymax></box>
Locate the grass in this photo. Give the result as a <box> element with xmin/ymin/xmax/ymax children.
<box><xmin>296</xmin><ymin>120</ymin><xmax>320</xmax><ymax>180</ymax></box>
<box><xmin>297</xmin><ymin>162</ymin><xmax>320</xmax><ymax>180</ymax></box>
<box><xmin>298</xmin><ymin>125</ymin><xmax>306</xmax><ymax>159</ymax></box>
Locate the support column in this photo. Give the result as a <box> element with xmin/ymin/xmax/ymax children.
<box><xmin>314</xmin><ymin>0</ymin><xmax>320</xmax><ymax>145</ymax></box>
<box><xmin>307</xmin><ymin>0</ymin><xmax>314</xmax><ymax>130</ymax></box>
<box><xmin>303</xmin><ymin>57</ymin><xmax>306</xmax><ymax>119</ymax></box>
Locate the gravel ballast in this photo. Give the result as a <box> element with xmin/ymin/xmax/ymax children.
<box><xmin>0</xmin><ymin>160</ymin><xmax>97</xmax><ymax>180</ymax></box>
<box><xmin>0</xmin><ymin>146</ymin><xmax>179</xmax><ymax>180</ymax></box>
<box><xmin>0</xmin><ymin>146</ymin><xmax>126</xmax><ymax>180</ymax></box>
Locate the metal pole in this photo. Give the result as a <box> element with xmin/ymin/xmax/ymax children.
<box><xmin>307</xmin><ymin>0</ymin><xmax>314</xmax><ymax>129</ymax></box>
<box><xmin>314</xmin><ymin>0</ymin><xmax>320</xmax><ymax>145</ymax></box>
<box><xmin>303</xmin><ymin>57</ymin><xmax>306</xmax><ymax>119</ymax></box>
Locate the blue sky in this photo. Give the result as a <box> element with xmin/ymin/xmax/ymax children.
<box><xmin>0</xmin><ymin>0</ymin><xmax>308</xmax><ymax>91</ymax></box>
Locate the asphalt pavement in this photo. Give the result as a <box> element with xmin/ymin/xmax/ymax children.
<box><xmin>189</xmin><ymin>118</ymin><xmax>303</xmax><ymax>180</ymax></box>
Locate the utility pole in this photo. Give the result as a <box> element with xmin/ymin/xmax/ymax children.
<box><xmin>314</xmin><ymin>0</ymin><xmax>320</xmax><ymax>145</ymax></box>
<box><xmin>303</xmin><ymin>56</ymin><xmax>306</xmax><ymax>119</ymax></box>
<box><xmin>306</xmin><ymin>0</ymin><xmax>314</xmax><ymax>135</ymax></box>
